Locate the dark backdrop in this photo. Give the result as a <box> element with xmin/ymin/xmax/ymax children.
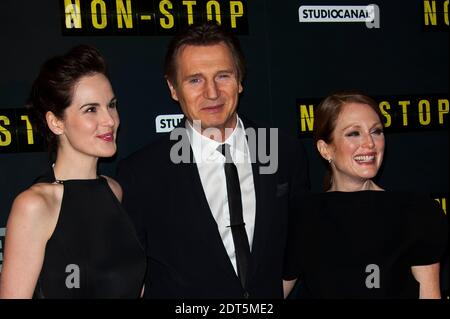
<box><xmin>0</xmin><ymin>0</ymin><xmax>448</xmax><ymax>297</ymax></box>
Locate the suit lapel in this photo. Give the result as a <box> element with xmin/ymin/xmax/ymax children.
<box><xmin>243</xmin><ymin>119</ymin><xmax>275</xmax><ymax>284</ymax></box>
<box><xmin>171</xmin><ymin>128</ymin><xmax>239</xmax><ymax>281</ymax></box>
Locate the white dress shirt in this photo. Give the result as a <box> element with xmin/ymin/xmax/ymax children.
<box><xmin>186</xmin><ymin>116</ymin><xmax>256</xmax><ymax>274</ymax></box>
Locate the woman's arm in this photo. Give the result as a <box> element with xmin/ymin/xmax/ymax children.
<box><xmin>0</xmin><ymin>189</ymin><xmax>55</xmax><ymax>298</ymax></box>
<box><xmin>283</xmin><ymin>279</ymin><xmax>297</xmax><ymax>299</ymax></box>
<box><xmin>411</xmin><ymin>263</ymin><xmax>441</xmax><ymax>299</ymax></box>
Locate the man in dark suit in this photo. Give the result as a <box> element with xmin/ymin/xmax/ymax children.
<box><xmin>117</xmin><ymin>22</ymin><xmax>309</xmax><ymax>299</ymax></box>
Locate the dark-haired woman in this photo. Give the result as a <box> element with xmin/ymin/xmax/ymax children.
<box><xmin>0</xmin><ymin>45</ymin><xmax>146</xmax><ymax>298</ymax></box>
<box><xmin>283</xmin><ymin>92</ymin><xmax>447</xmax><ymax>299</ymax></box>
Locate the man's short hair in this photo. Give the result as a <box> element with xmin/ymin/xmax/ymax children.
<box><xmin>164</xmin><ymin>21</ymin><xmax>246</xmax><ymax>85</ymax></box>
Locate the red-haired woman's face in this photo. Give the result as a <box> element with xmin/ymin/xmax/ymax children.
<box><xmin>326</xmin><ymin>102</ymin><xmax>385</xmax><ymax>187</ymax></box>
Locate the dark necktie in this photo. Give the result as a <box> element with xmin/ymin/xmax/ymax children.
<box><xmin>219</xmin><ymin>144</ymin><xmax>251</xmax><ymax>289</ymax></box>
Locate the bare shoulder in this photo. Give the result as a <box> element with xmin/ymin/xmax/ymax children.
<box><xmin>8</xmin><ymin>183</ymin><xmax>63</xmax><ymax>239</ymax></box>
<box><xmin>11</xmin><ymin>184</ymin><xmax>59</xmax><ymax>217</ymax></box>
<box><xmin>102</xmin><ymin>175</ymin><xmax>123</xmax><ymax>202</ymax></box>
<box><xmin>0</xmin><ymin>184</ymin><xmax>63</xmax><ymax>298</ymax></box>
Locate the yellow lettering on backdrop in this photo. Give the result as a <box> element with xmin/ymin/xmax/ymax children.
<box><xmin>438</xmin><ymin>99</ymin><xmax>449</xmax><ymax>124</ymax></box>
<box><xmin>398</xmin><ymin>101</ymin><xmax>410</xmax><ymax>126</ymax></box>
<box><xmin>21</xmin><ymin>115</ymin><xmax>34</xmax><ymax>145</ymax></box>
<box><xmin>160</xmin><ymin>1</ymin><xmax>174</xmax><ymax>29</ymax></box>
<box><xmin>183</xmin><ymin>1</ymin><xmax>197</xmax><ymax>25</ymax></box>
<box><xmin>418</xmin><ymin>100</ymin><xmax>431</xmax><ymax>125</ymax></box>
<box><xmin>91</xmin><ymin>0</ymin><xmax>107</xmax><ymax>29</ymax></box>
<box><xmin>230</xmin><ymin>1</ymin><xmax>244</xmax><ymax>28</ymax></box>
<box><xmin>0</xmin><ymin>116</ymin><xmax>12</xmax><ymax>147</ymax></box>
<box><xmin>299</xmin><ymin>104</ymin><xmax>314</xmax><ymax>132</ymax></box>
<box><xmin>206</xmin><ymin>1</ymin><xmax>221</xmax><ymax>25</ymax></box>
<box><xmin>379</xmin><ymin>101</ymin><xmax>392</xmax><ymax>128</ymax></box>
<box><xmin>64</xmin><ymin>0</ymin><xmax>82</xmax><ymax>28</ymax></box>
<box><xmin>116</xmin><ymin>0</ymin><xmax>133</xmax><ymax>29</ymax></box>
<box><xmin>423</xmin><ymin>0</ymin><xmax>437</xmax><ymax>25</ymax></box>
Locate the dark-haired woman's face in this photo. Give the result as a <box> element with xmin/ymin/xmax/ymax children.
<box><xmin>327</xmin><ymin>103</ymin><xmax>384</xmax><ymax>187</ymax></box>
<box><xmin>59</xmin><ymin>73</ymin><xmax>119</xmax><ymax>158</ymax></box>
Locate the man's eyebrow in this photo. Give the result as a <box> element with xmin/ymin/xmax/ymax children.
<box><xmin>182</xmin><ymin>73</ymin><xmax>202</xmax><ymax>80</ymax></box>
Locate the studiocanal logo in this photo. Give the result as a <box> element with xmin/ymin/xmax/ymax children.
<box><xmin>155</xmin><ymin>114</ymin><xmax>184</xmax><ymax>133</ymax></box>
<box><xmin>298</xmin><ymin>3</ymin><xmax>380</xmax><ymax>29</ymax></box>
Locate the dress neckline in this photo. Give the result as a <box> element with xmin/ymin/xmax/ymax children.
<box><xmin>50</xmin><ymin>165</ymin><xmax>101</xmax><ymax>184</ymax></box>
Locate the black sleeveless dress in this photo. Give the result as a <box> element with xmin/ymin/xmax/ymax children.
<box><xmin>33</xmin><ymin>169</ymin><xmax>146</xmax><ymax>298</ymax></box>
<box><xmin>284</xmin><ymin>191</ymin><xmax>448</xmax><ymax>298</ymax></box>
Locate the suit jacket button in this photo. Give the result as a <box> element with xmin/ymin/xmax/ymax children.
<box><xmin>244</xmin><ymin>291</ymin><xmax>250</xmax><ymax>299</ymax></box>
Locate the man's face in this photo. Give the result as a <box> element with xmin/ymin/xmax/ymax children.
<box><xmin>167</xmin><ymin>42</ymin><xmax>243</xmax><ymax>137</ymax></box>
